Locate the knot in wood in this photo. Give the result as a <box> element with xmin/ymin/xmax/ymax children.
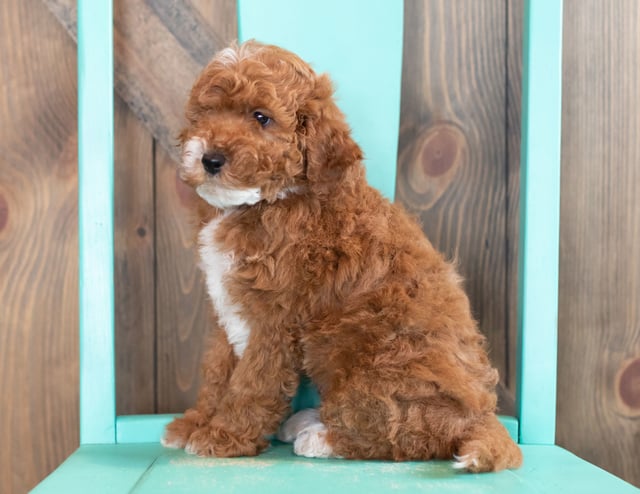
<box><xmin>616</xmin><ymin>357</ymin><xmax>640</xmax><ymax>416</ymax></box>
<box><xmin>421</xmin><ymin>125</ymin><xmax>461</xmax><ymax>177</ymax></box>
<box><xmin>397</xmin><ymin>122</ymin><xmax>466</xmax><ymax>211</ymax></box>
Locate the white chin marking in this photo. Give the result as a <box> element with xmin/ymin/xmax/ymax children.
<box><xmin>197</xmin><ymin>184</ymin><xmax>262</xmax><ymax>209</ymax></box>
<box><xmin>279</xmin><ymin>409</ymin><xmax>336</xmax><ymax>458</ymax></box>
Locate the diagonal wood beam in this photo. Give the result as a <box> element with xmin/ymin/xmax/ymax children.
<box><xmin>43</xmin><ymin>0</ymin><xmax>234</xmax><ymax>162</ymax></box>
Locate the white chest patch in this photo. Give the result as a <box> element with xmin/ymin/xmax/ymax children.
<box><xmin>198</xmin><ymin>215</ymin><xmax>251</xmax><ymax>358</ymax></box>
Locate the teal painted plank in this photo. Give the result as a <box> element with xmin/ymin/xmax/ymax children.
<box><xmin>77</xmin><ymin>0</ymin><xmax>116</xmax><ymax>444</ymax></box>
<box><xmin>237</xmin><ymin>0</ymin><xmax>403</xmax><ymax>200</ymax></box>
<box><xmin>516</xmin><ymin>0</ymin><xmax>563</xmax><ymax>445</ymax></box>
<box><xmin>32</xmin><ymin>444</ymin><xmax>640</xmax><ymax>494</ymax></box>
<box><xmin>31</xmin><ymin>444</ymin><xmax>161</xmax><ymax>494</ymax></box>
<box><xmin>519</xmin><ymin>446</ymin><xmax>639</xmax><ymax>493</ymax></box>
<box><xmin>499</xmin><ymin>415</ymin><xmax>519</xmax><ymax>443</ymax></box>
<box><xmin>135</xmin><ymin>446</ymin><xmax>535</xmax><ymax>494</ymax></box>
<box><xmin>117</xmin><ymin>414</ymin><xmax>177</xmax><ymax>444</ymax></box>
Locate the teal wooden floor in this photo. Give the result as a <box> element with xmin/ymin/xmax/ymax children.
<box><xmin>33</xmin><ymin>442</ymin><xmax>638</xmax><ymax>493</ymax></box>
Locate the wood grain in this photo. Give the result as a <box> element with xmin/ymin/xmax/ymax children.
<box><xmin>506</xmin><ymin>0</ymin><xmax>524</xmax><ymax>398</ymax></box>
<box><xmin>396</xmin><ymin>1</ymin><xmax>514</xmax><ymax>407</ymax></box>
<box><xmin>154</xmin><ymin>144</ymin><xmax>211</xmax><ymax>412</ymax></box>
<box><xmin>114</xmin><ymin>95</ymin><xmax>156</xmax><ymax>415</ymax></box>
<box><xmin>558</xmin><ymin>0</ymin><xmax>640</xmax><ymax>486</ymax></box>
<box><xmin>0</xmin><ymin>0</ymin><xmax>79</xmax><ymax>492</ymax></box>
<box><xmin>154</xmin><ymin>1</ymin><xmax>238</xmax><ymax>413</ymax></box>
<box><xmin>191</xmin><ymin>0</ymin><xmax>238</xmax><ymax>47</ymax></box>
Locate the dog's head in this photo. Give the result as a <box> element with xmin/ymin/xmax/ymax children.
<box><xmin>179</xmin><ymin>40</ymin><xmax>363</xmax><ymax>210</ymax></box>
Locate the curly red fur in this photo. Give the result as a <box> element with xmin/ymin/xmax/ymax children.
<box><xmin>163</xmin><ymin>40</ymin><xmax>522</xmax><ymax>472</ymax></box>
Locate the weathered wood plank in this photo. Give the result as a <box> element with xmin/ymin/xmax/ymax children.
<box><xmin>0</xmin><ymin>0</ymin><xmax>79</xmax><ymax>491</ymax></box>
<box><xmin>145</xmin><ymin>0</ymin><xmax>224</xmax><ymax>66</ymax></box>
<box><xmin>42</xmin><ymin>0</ymin><xmax>232</xmax><ymax>163</ymax></box>
<box><xmin>114</xmin><ymin>95</ymin><xmax>156</xmax><ymax>415</ymax></box>
<box><xmin>191</xmin><ymin>0</ymin><xmax>238</xmax><ymax>46</ymax></box>
<box><xmin>154</xmin><ymin>0</ymin><xmax>238</xmax><ymax>413</ymax></box>
<box><xmin>396</xmin><ymin>1</ymin><xmax>512</xmax><ymax>405</ymax></box>
<box><xmin>506</xmin><ymin>0</ymin><xmax>524</xmax><ymax>400</ymax></box>
<box><xmin>558</xmin><ymin>0</ymin><xmax>640</xmax><ymax>486</ymax></box>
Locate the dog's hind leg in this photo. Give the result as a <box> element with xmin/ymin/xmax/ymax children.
<box><xmin>291</xmin><ymin>383</ymin><xmax>519</xmax><ymax>470</ymax></box>
<box><xmin>315</xmin><ymin>389</ymin><xmax>400</xmax><ymax>460</ymax></box>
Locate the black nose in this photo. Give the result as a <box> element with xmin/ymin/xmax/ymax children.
<box><xmin>202</xmin><ymin>152</ymin><xmax>226</xmax><ymax>175</ymax></box>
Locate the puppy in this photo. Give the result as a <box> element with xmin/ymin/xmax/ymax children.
<box><xmin>162</xmin><ymin>40</ymin><xmax>522</xmax><ymax>473</ymax></box>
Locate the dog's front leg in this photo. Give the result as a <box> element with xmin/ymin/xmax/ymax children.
<box><xmin>185</xmin><ymin>329</ymin><xmax>299</xmax><ymax>457</ymax></box>
<box><xmin>163</xmin><ymin>325</ymin><xmax>238</xmax><ymax>449</ymax></box>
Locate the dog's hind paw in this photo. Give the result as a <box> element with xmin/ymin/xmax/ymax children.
<box><xmin>277</xmin><ymin>408</ymin><xmax>322</xmax><ymax>443</ymax></box>
<box><xmin>279</xmin><ymin>408</ymin><xmax>336</xmax><ymax>458</ymax></box>
<box><xmin>293</xmin><ymin>423</ymin><xmax>335</xmax><ymax>458</ymax></box>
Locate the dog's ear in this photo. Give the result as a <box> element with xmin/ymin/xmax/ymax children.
<box><xmin>298</xmin><ymin>74</ymin><xmax>363</xmax><ymax>188</ymax></box>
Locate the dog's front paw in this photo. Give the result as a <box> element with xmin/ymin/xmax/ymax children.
<box><xmin>185</xmin><ymin>422</ymin><xmax>268</xmax><ymax>457</ymax></box>
<box><xmin>162</xmin><ymin>409</ymin><xmax>206</xmax><ymax>449</ymax></box>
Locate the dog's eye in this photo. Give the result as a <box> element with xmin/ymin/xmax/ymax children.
<box><xmin>253</xmin><ymin>111</ymin><xmax>272</xmax><ymax>127</ymax></box>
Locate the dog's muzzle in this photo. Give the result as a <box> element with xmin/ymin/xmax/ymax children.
<box><xmin>202</xmin><ymin>152</ymin><xmax>226</xmax><ymax>175</ymax></box>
